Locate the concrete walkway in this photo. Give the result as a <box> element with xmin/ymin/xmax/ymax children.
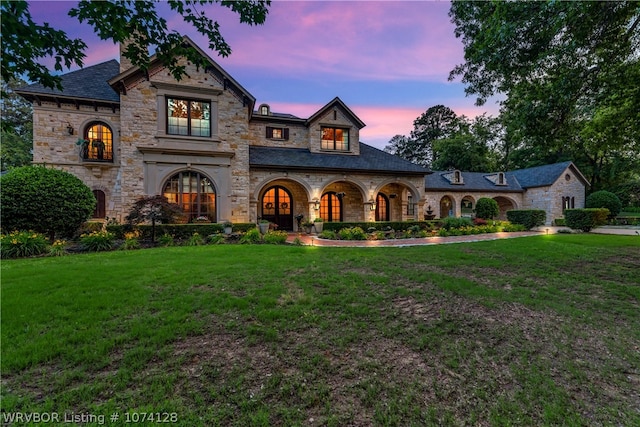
<box><xmin>286</xmin><ymin>231</ymin><xmax>542</xmax><ymax>247</ymax></box>
<box><xmin>286</xmin><ymin>226</ymin><xmax>640</xmax><ymax>247</ymax></box>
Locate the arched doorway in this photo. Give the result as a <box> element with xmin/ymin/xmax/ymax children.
<box><xmin>261</xmin><ymin>186</ymin><xmax>293</xmax><ymax>230</ymax></box>
<box><xmin>92</xmin><ymin>190</ymin><xmax>106</xmax><ymax>218</ymax></box>
<box><xmin>321</xmin><ymin>191</ymin><xmax>343</xmax><ymax>222</ymax></box>
<box><xmin>440</xmin><ymin>196</ymin><xmax>453</xmax><ymax>218</ymax></box>
<box><xmin>162</xmin><ymin>171</ymin><xmax>216</xmax><ymax>222</ymax></box>
<box><xmin>461</xmin><ymin>196</ymin><xmax>474</xmax><ymax>217</ymax></box>
<box><xmin>494</xmin><ymin>196</ymin><xmax>515</xmax><ymax>220</ymax></box>
<box><xmin>375</xmin><ymin>193</ymin><xmax>389</xmax><ymax>221</ymax></box>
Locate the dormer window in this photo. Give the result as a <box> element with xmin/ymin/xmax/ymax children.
<box><xmin>453</xmin><ymin>170</ymin><xmax>462</xmax><ymax>184</ymax></box>
<box><xmin>498</xmin><ymin>172</ymin><xmax>506</xmax><ymax>185</ymax></box>
<box><xmin>321</xmin><ymin>126</ymin><xmax>349</xmax><ymax>151</ymax></box>
<box><xmin>259</xmin><ymin>104</ymin><xmax>270</xmax><ymax>115</ymax></box>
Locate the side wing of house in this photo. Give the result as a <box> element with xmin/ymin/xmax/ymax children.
<box><xmin>514</xmin><ymin>161</ymin><xmax>589</xmax><ymax>225</ymax></box>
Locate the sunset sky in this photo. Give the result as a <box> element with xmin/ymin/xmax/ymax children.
<box><xmin>27</xmin><ymin>0</ymin><xmax>501</xmax><ymax>149</ymax></box>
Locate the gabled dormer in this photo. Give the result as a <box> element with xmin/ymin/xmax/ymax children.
<box><xmin>484</xmin><ymin>172</ymin><xmax>507</xmax><ymax>186</ymax></box>
<box><xmin>442</xmin><ymin>169</ymin><xmax>464</xmax><ymax>184</ymax></box>
<box><xmin>306</xmin><ymin>97</ymin><xmax>365</xmax><ymax>155</ymax></box>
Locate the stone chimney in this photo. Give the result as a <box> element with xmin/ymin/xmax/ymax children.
<box><xmin>119</xmin><ymin>39</ymin><xmax>137</xmax><ymax>73</ymax></box>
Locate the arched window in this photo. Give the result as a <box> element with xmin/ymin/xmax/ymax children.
<box><xmin>321</xmin><ymin>192</ymin><xmax>343</xmax><ymax>222</ymax></box>
<box><xmin>162</xmin><ymin>171</ymin><xmax>216</xmax><ymax>222</ymax></box>
<box><xmin>83</xmin><ymin>122</ymin><xmax>113</xmax><ymax>162</ymax></box>
<box><xmin>375</xmin><ymin>193</ymin><xmax>389</xmax><ymax>221</ymax></box>
<box><xmin>461</xmin><ymin>196</ymin><xmax>474</xmax><ymax>216</ymax></box>
<box><xmin>92</xmin><ymin>190</ymin><xmax>106</xmax><ymax>218</ymax></box>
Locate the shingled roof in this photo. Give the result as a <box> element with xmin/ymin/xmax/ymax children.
<box><xmin>250</xmin><ymin>144</ymin><xmax>430</xmax><ymax>175</ymax></box>
<box><xmin>425</xmin><ymin>161</ymin><xmax>589</xmax><ymax>192</ymax></box>
<box><xmin>511</xmin><ymin>161</ymin><xmax>589</xmax><ymax>188</ymax></box>
<box><xmin>16</xmin><ymin>60</ymin><xmax>120</xmax><ymax>103</ymax></box>
<box><xmin>426</xmin><ymin>171</ymin><xmax>524</xmax><ymax>192</ymax></box>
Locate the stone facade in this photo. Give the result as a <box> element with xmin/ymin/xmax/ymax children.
<box><xmin>21</xmin><ymin>37</ymin><xmax>587</xmax><ymax>229</ymax></box>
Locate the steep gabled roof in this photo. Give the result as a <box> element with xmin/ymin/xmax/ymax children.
<box><xmin>511</xmin><ymin>161</ymin><xmax>590</xmax><ymax>188</ymax></box>
<box><xmin>15</xmin><ymin>60</ymin><xmax>121</xmax><ymax>104</ymax></box>
<box><xmin>426</xmin><ymin>171</ymin><xmax>524</xmax><ymax>192</ymax></box>
<box><xmin>306</xmin><ymin>97</ymin><xmax>366</xmax><ymax>129</ymax></box>
<box><xmin>107</xmin><ymin>35</ymin><xmax>255</xmax><ymax>112</ymax></box>
<box><xmin>250</xmin><ymin>143</ymin><xmax>429</xmax><ymax>175</ymax></box>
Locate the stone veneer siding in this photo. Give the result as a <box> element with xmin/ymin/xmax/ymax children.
<box><xmin>520</xmin><ymin>168</ymin><xmax>586</xmax><ymax>225</ymax></box>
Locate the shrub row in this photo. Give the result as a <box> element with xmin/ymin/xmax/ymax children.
<box><xmin>506</xmin><ymin>210</ymin><xmax>546</xmax><ymax>230</ymax></box>
<box><xmin>565</xmin><ymin>208</ymin><xmax>609</xmax><ymax>232</ymax></box>
<box><xmin>106</xmin><ymin>223</ymin><xmax>256</xmax><ymax>240</ymax></box>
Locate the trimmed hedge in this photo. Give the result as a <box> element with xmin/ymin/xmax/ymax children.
<box><xmin>106</xmin><ymin>223</ymin><xmax>256</xmax><ymax>240</ymax></box>
<box><xmin>565</xmin><ymin>208</ymin><xmax>609</xmax><ymax>232</ymax></box>
<box><xmin>323</xmin><ymin>221</ymin><xmax>438</xmax><ymax>232</ymax></box>
<box><xmin>506</xmin><ymin>210</ymin><xmax>546</xmax><ymax>230</ymax></box>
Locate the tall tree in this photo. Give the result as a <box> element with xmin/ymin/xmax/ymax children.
<box><xmin>449</xmin><ymin>1</ymin><xmax>640</xmax><ymax>190</ymax></box>
<box><xmin>0</xmin><ymin>78</ymin><xmax>33</xmax><ymax>170</ymax></box>
<box><xmin>384</xmin><ymin>105</ymin><xmax>462</xmax><ymax>168</ymax></box>
<box><xmin>1</xmin><ymin>0</ymin><xmax>271</xmax><ymax>90</ymax></box>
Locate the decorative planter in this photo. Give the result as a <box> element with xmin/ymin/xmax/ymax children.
<box><xmin>258</xmin><ymin>222</ymin><xmax>269</xmax><ymax>234</ymax></box>
<box><xmin>313</xmin><ymin>222</ymin><xmax>324</xmax><ymax>233</ymax></box>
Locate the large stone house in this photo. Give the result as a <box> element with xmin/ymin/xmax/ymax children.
<box><xmin>17</xmin><ymin>37</ymin><xmax>587</xmax><ymax>229</ymax></box>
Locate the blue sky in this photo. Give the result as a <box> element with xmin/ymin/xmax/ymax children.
<box><xmin>27</xmin><ymin>0</ymin><xmax>500</xmax><ymax>149</ymax></box>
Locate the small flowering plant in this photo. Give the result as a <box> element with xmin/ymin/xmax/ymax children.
<box><xmin>0</xmin><ymin>231</ymin><xmax>49</xmax><ymax>258</ymax></box>
<box><xmin>49</xmin><ymin>239</ymin><xmax>67</xmax><ymax>257</ymax></box>
<box><xmin>80</xmin><ymin>230</ymin><xmax>115</xmax><ymax>252</ymax></box>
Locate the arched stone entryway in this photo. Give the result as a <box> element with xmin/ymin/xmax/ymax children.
<box><xmin>256</xmin><ymin>179</ymin><xmax>310</xmax><ymax>231</ymax></box>
<box><xmin>493</xmin><ymin>196</ymin><xmax>517</xmax><ymax>220</ymax></box>
<box><xmin>320</xmin><ymin>181</ymin><xmax>365</xmax><ymax>222</ymax></box>
<box><xmin>440</xmin><ymin>196</ymin><xmax>454</xmax><ymax>218</ymax></box>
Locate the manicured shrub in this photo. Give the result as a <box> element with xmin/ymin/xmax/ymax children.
<box><xmin>585</xmin><ymin>190</ymin><xmax>622</xmax><ymax>218</ymax></box>
<box><xmin>240</xmin><ymin>228</ymin><xmax>262</xmax><ymax>244</ymax></box>
<box><xmin>207</xmin><ymin>234</ymin><xmax>226</xmax><ymax>244</ymax></box>
<box><xmin>263</xmin><ymin>230</ymin><xmax>288</xmax><ymax>244</ymax></box>
<box><xmin>0</xmin><ymin>166</ymin><xmax>96</xmax><ymax>241</ymax></box>
<box><xmin>565</xmin><ymin>208</ymin><xmax>609</xmax><ymax>232</ymax></box>
<box><xmin>338</xmin><ymin>227</ymin><xmax>368</xmax><ymax>240</ymax></box>
<box><xmin>440</xmin><ymin>217</ymin><xmax>473</xmax><ymax>230</ymax></box>
<box><xmin>318</xmin><ymin>230</ymin><xmax>337</xmax><ymax>240</ymax></box>
<box><xmin>0</xmin><ymin>231</ymin><xmax>49</xmax><ymax>258</ymax></box>
<box><xmin>501</xmin><ymin>223</ymin><xmax>527</xmax><ymax>232</ymax></box>
<box><xmin>475</xmin><ymin>197</ymin><xmax>499</xmax><ymax>220</ymax></box>
<box><xmin>80</xmin><ymin>230</ymin><xmax>115</xmax><ymax>252</ymax></box>
<box><xmin>506</xmin><ymin>210</ymin><xmax>546</xmax><ymax>230</ymax></box>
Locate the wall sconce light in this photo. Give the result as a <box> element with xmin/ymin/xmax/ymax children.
<box><xmin>336</xmin><ymin>192</ymin><xmax>346</xmax><ymax>199</ymax></box>
<box><xmin>369</xmin><ymin>199</ymin><xmax>376</xmax><ymax>211</ymax></box>
<box><xmin>66</xmin><ymin>123</ymin><xmax>74</xmax><ymax>135</ymax></box>
<box><xmin>313</xmin><ymin>199</ymin><xmax>320</xmax><ymax>210</ymax></box>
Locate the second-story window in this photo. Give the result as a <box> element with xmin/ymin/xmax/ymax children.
<box><xmin>83</xmin><ymin>122</ymin><xmax>113</xmax><ymax>162</ymax></box>
<box><xmin>266</xmin><ymin>126</ymin><xmax>289</xmax><ymax>140</ymax></box>
<box><xmin>321</xmin><ymin>127</ymin><xmax>349</xmax><ymax>151</ymax></box>
<box><xmin>167</xmin><ymin>97</ymin><xmax>211</xmax><ymax>137</ymax></box>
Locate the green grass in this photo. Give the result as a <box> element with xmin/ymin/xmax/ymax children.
<box><xmin>2</xmin><ymin>235</ymin><xmax>639</xmax><ymax>426</ymax></box>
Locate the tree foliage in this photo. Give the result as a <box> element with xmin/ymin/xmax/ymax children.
<box><xmin>1</xmin><ymin>78</ymin><xmax>33</xmax><ymax>170</ymax></box>
<box><xmin>585</xmin><ymin>190</ymin><xmax>622</xmax><ymax>218</ymax></box>
<box><xmin>0</xmin><ymin>166</ymin><xmax>96</xmax><ymax>241</ymax></box>
<box><xmin>2</xmin><ymin>0</ymin><xmax>271</xmax><ymax>90</ymax></box>
<box><xmin>449</xmin><ymin>1</ymin><xmax>640</xmax><ymax>190</ymax></box>
<box><xmin>125</xmin><ymin>195</ymin><xmax>184</xmax><ymax>242</ymax></box>
<box><xmin>385</xmin><ymin>106</ymin><xmax>502</xmax><ymax>171</ymax></box>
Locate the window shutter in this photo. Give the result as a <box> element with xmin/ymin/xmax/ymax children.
<box><xmin>283</xmin><ymin>128</ymin><xmax>289</xmax><ymax>140</ymax></box>
<box><xmin>266</xmin><ymin>127</ymin><xmax>273</xmax><ymax>138</ymax></box>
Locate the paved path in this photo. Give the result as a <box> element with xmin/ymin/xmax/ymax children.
<box><xmin>286</xmin><ymin>226</ymin><xmax>640</xmax><ymax>247</ymax></box>
<box><xmin>286</xmin><ymin>231</ymin><xmax>542</xmax><ymax>247</ymax></box>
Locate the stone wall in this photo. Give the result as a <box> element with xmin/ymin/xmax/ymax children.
<box><xmin>521</xmin><ymin>168</ymin><xmax>586</xmax><ymax>225</ymax></box>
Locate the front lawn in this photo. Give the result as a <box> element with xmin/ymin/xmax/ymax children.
<box><xmin>1</xmin><ymin>235</ymin><xmax>639</xmax><ymax>426</ymax></box>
